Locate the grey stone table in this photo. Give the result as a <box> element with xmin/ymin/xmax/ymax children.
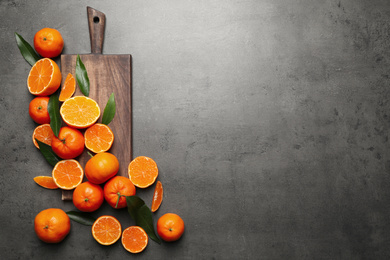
<box><xmin>1</xmin><ymin>0</ymin><xmax>390</xmax><ymax>259</ymax></box>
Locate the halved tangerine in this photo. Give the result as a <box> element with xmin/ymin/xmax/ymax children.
<box><xmin>60</xmin><ymin>96</ymin><xmax>100</xmax><ymax>129</ymax></box>
<box><xmin>59</xmin><ymin>73</ymin><xmax>76</xmax><ymax>102</ymax></box>
<box><xmin>32</xmin><ymin>124</ymin><xmax>54</xmax><ymax>149</ymax></box>
<box><xmin>128</xmin><ymin>156</ymin><xmax>158</xmax><ymax>188</ymax></box>
<box><xmin>27</xmin><ymin>58</ymin><xmax>62</xmax><ymax>96</ymax></box>
<box><xmin>52</xmin><ymin>159</ymin><xmax>83</xmax><ymax>190</ymax></box>
<box><xmin>92</xmin><ymin>215</ymin><xmax>122</xmax><ymax>246</ymax></box>
<box><xmin>84</xmin><ymin>123</ymin><xmax>114</xmax><ymax>153</ymax></box>
<box><xmin>121</xmin><ymin>226</ymin><xmax>148</xmax><ymax>253</ymax></box>
<box><xmin>33</xmin><ymin>176</ymin><xmax>59</xmax><ymax>189</ymax></box>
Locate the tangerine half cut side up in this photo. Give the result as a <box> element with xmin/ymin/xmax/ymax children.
<box><xmin>92</xmin><ymin>215</ymin><xmax>122</xmax><ymax>246</ymax></box>
<box><xmin>60</xmin><ymin>96</ymin><xmax>100</xmax><ymax>129</ymax></box>
<box><xmin>52</xmin><ymin>159</ymin><xmax>84</xmax><ymax>190</ymax></box>
<box><xmin>84</xmin><ymin>123</ymin><xmax>114</xmax><ymax>153</ymax></box>
<box><xmin>32</xmin><ymin>124</ymin><xmax>54</xmax><ymax>149</ymax></box>
<box><xmin>128</xmin><ymin>156</ymin><xmax>158</xmax><ymax>188</ymax></box>
<box><xmin>121</xmin><ymin>226</ymin><xmax>148</xmax><ymax>253</ymax></box>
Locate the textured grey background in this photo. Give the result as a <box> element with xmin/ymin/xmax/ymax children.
<box><xmin>1</xmin><ymin>0</ymin><xmax>390</xmax><ymax>259</ymax></box>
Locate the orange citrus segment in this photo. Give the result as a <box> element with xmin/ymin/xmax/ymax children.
<box><xmin>151</xmin><ymin>181</ymin><xmax>163</xmax><ymax>212</ymax></box>
<box><xmin>33</xmin><ymin>176</ymin><xmax>59</xmax><ymax>189</ymax></box>
<box><xmin>128</xmin><ymin>156</ymin><xmax>158</xmax><ymax>188</ymax></box>
<box><xmin>52</xmin><ymin>159</ymin><xmax>84</xmax><ymax>190</ymax></box>
<box><xmin>60</xmin><ymin>96</ymin><xmax>101</xmax><ymax>129</ymax></box>
<box><xmin>27</xmin><ymin>58</ymin><xmax>62</xmax><ymax>96</ymax></box>
<box><xmin>121</xmin><ymin>226</ymin><xmax>148</xmax><ymax>253</ymax></box>
<box><xmin>84</xmin><ymin>123</ymin><xmax>114</xmax><ymax>153</ymax></box>
<box><xmin>92</xmin><ymin>216</ymin><xmax>122</xmax><ymax>245</ymax></box>
<box><xmin>32</xmin><ymin>124</ymin><xmax>54</xmax><ymax>149</ymax></box>
<box><xmin>59</xmin><ymin>73</ymin><xmax>76</xmax><ymax>102</ymax></box>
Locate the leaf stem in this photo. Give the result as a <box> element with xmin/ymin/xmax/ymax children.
<box><xmin>115</xmin><ymin>192</ymin><xmax>123</xmax><ymax>208</ymax></box>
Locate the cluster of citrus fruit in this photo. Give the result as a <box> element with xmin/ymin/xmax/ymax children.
<box><xmin>22</xmin><ymin>28</ymin><xmax>184</xmax><ymax>253</ymax></box>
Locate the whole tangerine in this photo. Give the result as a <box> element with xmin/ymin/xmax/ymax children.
<box><xmin>73</xmin><ymin>182</ymin><xmax>104</xmax><ymax>212</ymax></box>
<box><xmin>157</xmin><ymin>213</ymin><xmax>185</xmax><ymax>242</ymax></box>
<box><xmin>51</xmin><ymin>126</ymin><xmax>85</xmax><ymax>159</ymax></box>
<box><xmin>104</xmin><ymin>176</ymin><xmax>136</xmax><ymax>209</ymax></box>
<box><xmin>29</xmin><ymin>96</ymin><xmax>50</xmax><ymax>124</ymax></box>
<box><xmin>85</xmin><ymin>152</ymin><xmax>119</xmax><ymax>184</ymax></box>
<box><xmin>34</xmin><ymin>28</ymin><xmax>64</xmax><ymax>58</ymax></box>
<box><xmin>34</xmin><ymin>208</ymin><xmax>70</xmax><ymax>243</ymax></box>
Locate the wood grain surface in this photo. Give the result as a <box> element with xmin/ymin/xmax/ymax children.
<box><xmin>60</xmin><ymin>7</ymin><xmax>132</xmax><ymax>200</ymax></box>
<box><xmin>60</xmin><ymin>54</ymin><xmax>132</xmax><ymax>200</ymax></box>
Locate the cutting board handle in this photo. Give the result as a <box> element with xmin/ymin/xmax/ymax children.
<box><xmin>87</xmin><ymin>6</ymin><xmax>106</xmax><ymax>54</ymax></box>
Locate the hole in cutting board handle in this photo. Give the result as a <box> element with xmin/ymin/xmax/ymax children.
<box><xmin>93</xmin><ymin>16</ymin><xmax>100</xmax><ymax>23</ymax></box>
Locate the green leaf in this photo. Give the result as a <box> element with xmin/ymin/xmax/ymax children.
<box><xmin>66</xmin><ymin>211</ymin><xmax>96</xmax><ymax>226</ymax></box>
<box><xmin>126</xmin><ymin>195</ymin><xmax>161</xmax><ymax>244</ymax></box>
<box><xmin>15</xmin><ymin>32</ymin><xmax>40</xmax><ymax>66</ymax></box>
<box><xmin>35</xmin><ymin>139</ymin><xmax>61</xmax><ymax>167</ymax></box>
<box><xmin>75</xmin><ymin>55</ymin><xmax>90</xmax><ymax>96</ymax></box>
<box><xmin>102</xmin><ymin>93</ymin><xmax>116</xmax><ymax>125</ymax></box>
<box><xmin>48</xmin><ymin>94</ymin><xmax>62</xmax><ymax>137</ymax></box>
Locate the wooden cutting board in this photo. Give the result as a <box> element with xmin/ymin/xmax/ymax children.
<box><xmin>60</xmin><ymin>7</ymin><xmax>132</xmax><ymax>200</ymax></box>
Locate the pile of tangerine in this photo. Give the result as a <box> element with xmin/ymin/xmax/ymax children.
<box><xmin>27</xmin><ymin>28</ymin><xmax>184</xmax><ymax>253</ymax></box>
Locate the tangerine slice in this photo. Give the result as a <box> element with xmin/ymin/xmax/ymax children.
<box><xmin>27</xmin><ymin>58</ymin><xmax>62</xmax><ymax>96</ymax></box>
<box><xmin>32</xmin><ymin>124</ymin><xmax>54</xmax><ymax>149</ymax></box>
<box><xmin>52</xmin><ymin>159</ymin><xmax>84</xmax><ymax>190</ymax></box>
<box><xmin>60</xmin><ymin>96</ymin><xmax>100</xmax><ymax>129</ymax></box>
<box><xmin>121</xmin><ymin>226</ymin><xmax>148</xmax><ymax>253</ymax></box>
<box><xmin>33</xmin><ymin>176</ymin><xmax>59</xmax><ymax>189</ymax></box>
<box><xmin>128</xmin><ymin>156</ymin><xmax>158</xmax><ymax>188</ymax></box>
<box><xmin>151</xmin><ymin>181</ymin><xmax>163</xmax><ymax>212</ymax></box>
<box><xmin>59</xmin><ymin>73</ymin><xmax>76</xmax><ymax>102</ymax></box>
<box><xmin>84</xmin><ymin>123</ymin><xmax>114</xmax><ymax>153</ymax></box>
<box><xmin>92</xmin><ymin>215</ymin><xmax>122</xmax><ymax>246</ymax></box>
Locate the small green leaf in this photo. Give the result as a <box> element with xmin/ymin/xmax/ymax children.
<box><xmin>75</xmin><ymin>55</ymin><xmax>90</xmax><ymax>96</ymax></box>
<box><xmin>35</xmin><ymin>139</ymin><xmax>61</xmax><ymax>167</ymax></box>
<box><xmin>48</xmin><ymin>94</ymin><xmax>62</xmax><ymax>137</ymax></box>
<box><xmin>15</xmin><ymin>32</ymin><xmax>40</xmax><ymax>66</ymax></box>
<box><xmin>66</xmin><ymin>211</ymin><xmax>96</xmax><ymax>226</ymax></box>
<box><xmin>102</xmin><ymin>93</ymin><xmax>116</xmax><ymax>125</ymax></box>
<box><xmin>126</xmin><ymin>195</ymin><xmax>161</xmax><ymax>244</ymax></box>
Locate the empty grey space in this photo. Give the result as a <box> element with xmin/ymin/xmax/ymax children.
<box><xmin>1</xmin><ymin>0</ymin><xmax>390</xmax><ymax>259</ymax></box>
